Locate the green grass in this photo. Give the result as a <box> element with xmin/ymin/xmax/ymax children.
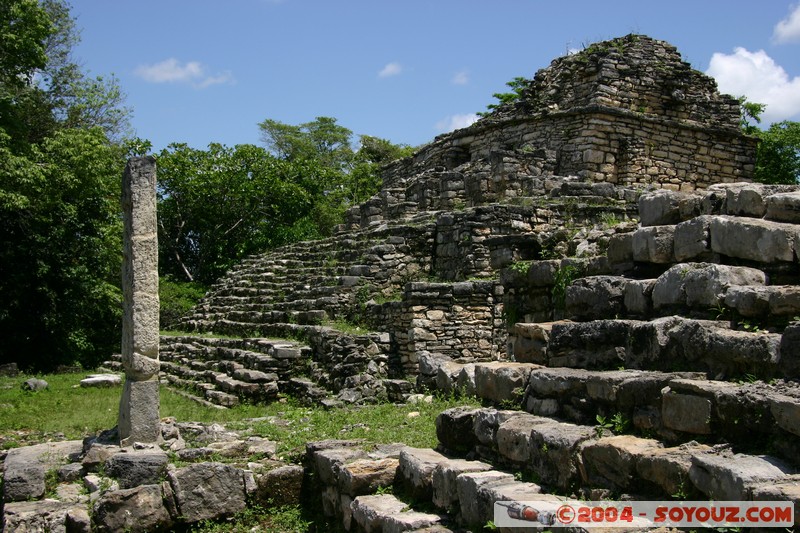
<box><xmin>0</xmin><ymin>373</ymin><xmax>480</xmax><ymax>456</ymax></box>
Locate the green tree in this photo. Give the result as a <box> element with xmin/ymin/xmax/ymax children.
<box><xmin>754</xmin><ymin>121</ymin><xmax>800</xmax><ymax>184</ymax></box>
<box><xmin>0</xmin><ymin>128</ymin><xmax>124</xmax><ymax>370</ymax></box>
<box><xmin>479</xmin><ymin>76</ymin><xmax>528</xmax><ymax>116</ymax></box>
<box><xmin>738</xmin><ymin>98</ymin><xmax>799</xmax><ymax>184</ymax></box>
<box><xmin>157</xmin><ymin>143</ymin><xmax>320</xmax><ymax>284</ymax></box>
<box><xmin>0</xmin><ymin>0</ymin><xmax>132</xmax><ymax>371</ymax></box>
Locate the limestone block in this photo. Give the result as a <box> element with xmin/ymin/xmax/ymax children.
<box><xmin>780</xmin><ymin>323</ymin><xmax>800</xmax><ymax>377</ymax></box>
<box><xmin>435</xmin><ymin>360</ymin><xmax>465</xmax><ymax>394</ymax></box>
<box><xmin>661</xmin><ymin>389</ymin><xmax>712</xmax><ymax>434</ymax></box>
<box><xmin>581</xmin><ymin>435</ymin><xmax>663</xmax><ymax>491</ymax></box>
<box><xmin>606</xmin><ymin>232</ymin><xmax>634</xmax><ymax>266</ymax></box>
<box><xmin>104</xmin><ymin>449</ymin><xmax>168</xmax><ymax>489</ymax></box>
<box><xmin>431</xmin><ymin>458</ymin><xmax>492</xmax><ymax>511</ymax></box>
<box><xmin>122</xmin><ymin>235</ymin><xmax>159</xmax><ymax>295</ymax></box>
<box><xmin>338</xmin><ymin>458</ymin><xmax>399</xmax><ymax>497</ymax></box>
<box><xmin>435</xmin><ymin>407</ymin><xmax>480</xmax><ymax>454</ymax></box>
<box><xmin>638</xmin><ymin>189</ymin><xmax>685</xmax><ymax>226</ymax></box>
<box><xmin>118</xmin><ymin>378</ymin><xmax>160</xmax><ymax>446</ymax></box>
<box><xmin>167</xmin><ymin>462</ymin><xmax>246</xmax><ymax>523</ymax></box>
<box><xmin>652</xmin><ymin>262</ymin><xmax>765</xmax><ymax>309</ymax></box>
<box><xmin>122</xmin><ymin>157</ymin><xmax>158</xmax><ymax>236</ymax></box>
<box><xmin>765</xmin><ymin>191</ymin><xmax>800</xmax><ymax>223</ymax></box>
<box><xmin>689</xmin><ymin>452</ymin><xmax>793</xmax><ymax>500</ymax></box>
<box><xmin>496</xmin><ymin>413</ymin><xmax>542</xmax><ymax>464</ymax></box>
<box><xmin>770</xmin><ymin>393</ymin><xmax>800</xmax><ymax>437</ymax></box>
<box><xmin>2</xmin><ymin>500</ymin><xmax>88</xmax><ymax>533</ymax></box>
<box><xmin>564</xmin><ymin>276</ymin><xmax>627</xmax><ymax>320</ymax></box>
<box><xmin>398</xmin><ymin>447</ymin><xmax>448</xmax><ymax>501</ymax></box>
<box><xmin>2</xmin><ymin>440</ymin><xmax>83</xmax><ymax>502</ymax></box>
<box><xmin>473</xmin><ymin>409</ymin><xmax>521</xmax><ymax>447</ymax></box>
<box><xmin>92</xmin><ymin>484</ymin><xmax>172</xmax><ymax>533</ymax></box>
<box><xmin>456</xmin><ymin>470</ymin><xmax>515</xmax><ymax>529</ymax></box>
<box><xmin>529</xmin><ymin>419</ymin><xmax>596</xmax><ymax>490</ymax></box>
<box><xmin>350</xmin><ymin>494</ymin><xmax>408</xmax><ymax>533</ymax></box>
<box><xmin>724</xmin><ymin>183</ymin><xmax>767</xmax><ymax>217</ymax></box>
<box><xmin>313</xmin><ymin>446</ymin><xmax>367</xmax><ymax>486</ymax></box>
<box><xmin>710</xmin><ymin>215</ymin><xmax>796</xmax><ymax>263</ymax></box>
<box><xmin>79</xmin><ymin>374</ymin><xmax>122</xmax><ymax>388</ymax></box>
<box><xmin>724</xmin><ymin>285</ymin><xmax>772</xmax><ymax>317</ymax></box>
<box><xmin>623</xmin><ymin>279</ymin><xmax>655</xmax><ymax>315</ymax></box>
<box><xmin>383</xmin><ymin>511</ymin><xmax>443</xmax><ymax>533</ymax></box>
<box><xmin>474</xmin><ymin>362</ymin><xmax>539</xmax><ymax>404</ymax></box>
<box><xmin>674</xmin><ymin>215</ymin><xmax>713</xmax><ymax>260</ymax></box>
<box><xmin>632</xmin><ymin>225</ymin><xmax>676</xmax><ymax>263</ymax></box>
<box><xmin>636</xmin><ymin>443</ymin><xmax>713</xmax><ymax>496</ymax></box>
<box><xmin>456</xmin><ymin>363</ymin><xmax>476</xmax><ymax>396</ymax></box>
<box><xmin>770</xmin><ymin>285</ymin><xmax>800</xmax><ymax>315</ymax></box>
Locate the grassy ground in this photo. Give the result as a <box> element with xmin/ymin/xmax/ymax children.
<box><xmin>0</xmin><ymin>372</ymin><xmax>479</xmax><ymax>454</ymax></box>
<box><xmin>0</xmin><ymin>371</ymin><xmax>481</xmax><ymax>532</ymax></box>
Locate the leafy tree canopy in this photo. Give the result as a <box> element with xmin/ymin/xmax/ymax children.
<box><xmin>0</xmin><ymin>0</ymin><xmax>131</xmax><ymax>371</ymax></box>
<box><xmin>739</xmin><ymin>97</ymin><xmax>800</xmax><ymax>184</ymax></box>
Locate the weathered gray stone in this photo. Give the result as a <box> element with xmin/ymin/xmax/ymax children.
<box><xmin>581</xmin><ymin>435</ymin><xmax>663</xmax><ymax>491</ymax></box>
<box><xmin>79</xmin><ymin>374</ymin><xmax>122</xmax><ymax>388</ymax></box>
<box><xmin>770</xmin><ymin>393</ymin><xmax>800</xmax><ymax>438</ymax></box>
<box><xmin>474</xmin><ymin>362</ymin><xmax>539</xmax><ymax>404</ymax></box>
<box><xmin>313</xmin><ymin>446</ymin><xmax>367</xmax><ymax>486</ymax></box>
<box><xmin>168</xmin><ymin>462</ymin><xmax>246</xmax><ymax>523</ymax></box>
<box><xmin>674</xmin><ymin>215</ymin><xmax>714</xmax><ymax>260</ymax></box>
<box><xmin>455</xmin><ymin>363</ymin><xmax>476</xmax><ymax>396</ymax></box>
<box><xmin>2</xmin><ymin>500</ymin><xmax>87</xmax><ymax>533</ymax></box>
<box><xmin>710</xmin><ymin>215</ymin><xmax>797</xmax><ymax>263</ymax></box>
<box><xmin>338</xmin><ymin>458</ymin><xmax>399</xmax><ymax>497</ymax></box>
<box><xmin>661</xmin><ymin>389</ymin><xmax>712</xmax><ymax>434</ymax></box>
<box><xmin>623</xmin><ymin>279</ymin><xmax>655</xmax><ymax>316</ymax></box>
<box><xmin>636</xmin><ymin>442</ymin><xmax>714</xmax><ymax>496</ymax></box>
<box><xmin>92</xmin><ymin>484</ymin><xmax>172</xmax><ymax>533</ymax></box>
<box><xmin>632</xmin><ymin>225</ymin><xmax>676</xmax><ymax>263</ymax></box>
<box><xmin>766</xmin><ymin>191</ymin><xmax>800</xmax><ymax>223</ymax></box>
<box><xmin>104</xmin><ymin>449</ymin><xmax>168</xmax><ymax>489</ymax></box>
<box><xmin>118</xmin><ymin>378</ymin><xmax>160</xmax><ymax>446</ymax></box>
<box><xmin>724</xmin><ymin>183</ymin><xmax>768</xmax><ymax>217</ymax></box>
<box><xmin>435</xmin><ymin>406</ymin><xmax>480</xmax><ymax>454</ymax></box>
<box><xmin>254</xmin><ymin>464</ymin><xmax>304</xmax><ymax>507</ymax></box>
<box><xmin>564</xmin><ymin>276</ymin><xmax>626</xmax><ymax>320</ymax></box>
<box><xmin>780</xmin><ymin>323</ymin><xmax>800</xmax><ymax>377</ymax></box>
<box><xmin>724</xmin><ymin>285</ymin><xmax>772</xmax><ymax>317</ymax></box>
<box><xmin>383</xmin><ymin>509</ymin><xmax>442</xmax><ymax>533</ymax></box>
<box><xmin>21</xmin><ymin>377</ymin><xmax>48</xmax><ymax>391</ymax></box>
<box><xmin>398</xmin><ymin>447</ymin><xmax>448</xmax><ymax>501</ymax></box>
<box><xmin>473</xmin><ymin>409</ymin><xmax>520</xmax><ymax>447</ymax></box>
<box><xmin>652</xmin><ymin>262</ymin><xmax>765</xmax><ymax>309</ymax></box>
<box><xmin>431</xmin><ymin>458</ymin><xmax>492</xmax><ymax>511</ymax></box>
<box><xmin>606</xmin><ymin>232</ymin><xmax>634</xmax><ymax>265</ymax></box>
<box><xmin>638</xmin><ymin>189</ymin><xmax>686</xmax><ymax>226</ymax></box>
<box><xmin>2</xmin><ymin>440</ymin><xmax>83</xmax><ymax>502</ymax></box>
<box><xmin>751</xmin><ymin>475</ymin><xmax>800</xmax><ymax>527</ymax></box>
<box><xmin>119</xmin><ymin>157</ymin><xmax>160</xmax><ymax>446</ymax></box>
<box><xmin>456</xmin><ymin>470</ymin><xmax>515</xmax><ymax>529</ymax></box>
<box><xmin>496</xmin><ymin>413</ymin><xmax>542</xmax><ymax>464</ymax></box>
<box><xmin>689</xmin><ymin>452</ymin><xmax>793</xmax><ymax>500</ymax></box>
<box><xmin>529</xmin><ymin>418</ymin><xmax>597</xmax><ymax>490</ymax></box>
<box><xmin>350</xmin><ymin>494</ymin><xmax>408</xmax><ymax>533</ymax></box>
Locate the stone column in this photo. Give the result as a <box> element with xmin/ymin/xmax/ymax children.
<box><xmin>118</xmin><ymin>156</ymin><xmax>160</xmax><ymax>445</ymax></box>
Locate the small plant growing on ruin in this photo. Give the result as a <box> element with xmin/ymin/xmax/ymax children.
<box><xmin>509</xmin><ymin>260</ymin><xmax>533</xmax><ymax>276</ymax></box>
<box><xmin>610</xmin><ymin>412</ymin><xmax>630</xmax><ymax>433</ymax></box>
<box><xmin>551</xmin><ymin>264</ymin><xmax>579</xmax><ymax>309</ymax></box>
<box><xmin>594</xmin><ymin>415</ymin><xmax>614</xmax><ymax>438</ymax></box>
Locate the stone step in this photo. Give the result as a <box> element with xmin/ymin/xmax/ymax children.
<box><xmin>509</xmin><ymin>316</ymin><xmax>792</xmax><ymax>380</ymax></box>
<box><xmin>435</xmin><ymin>406</ymin><xmax>799</xmax><ymax>503</ymax></box>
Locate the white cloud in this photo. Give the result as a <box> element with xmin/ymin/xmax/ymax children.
<box><xmin>135</xmin><ymin>58</ymin><xmax>234</xmax><ymax>88</ymax></box>
<box><xmin>452</xmin><ymin>70</ymin><xmax>469</xmax><ymax>85</ymax></box>
<box><xmin>774</xmin><ymin>3</ymin><xmax>800</xmax><ymax>43</ymax></box>
<box><xmin>378</xmin><ymin>62</ymin><xmax>402</xmax><ymax>78</ymax></box>
<box><xmin>435</xmin><ymin>113</ymin><xmax>479</xmax><ymax>133</ymax></box>
<box><xmin>707</xmin><ymin>47</ymin><xmax>800</xmax><ymax>123</ymax></box>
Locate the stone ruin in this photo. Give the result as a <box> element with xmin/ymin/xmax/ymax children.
<box><xmin>3</xmin><ymin>34</ymin><xmax>799</xmax><ymax>532</ymax></box>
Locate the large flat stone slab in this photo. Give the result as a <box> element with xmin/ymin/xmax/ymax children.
<box><xmin>2</xmin><ymin>440</ymin><xmax>83</xmax><ymax>502</ymax></box>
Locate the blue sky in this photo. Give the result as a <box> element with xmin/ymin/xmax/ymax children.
<box><xmin>69</xmin><ymin>1</ymin><xmax>800</xmax><ymax>152</ymax></box>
